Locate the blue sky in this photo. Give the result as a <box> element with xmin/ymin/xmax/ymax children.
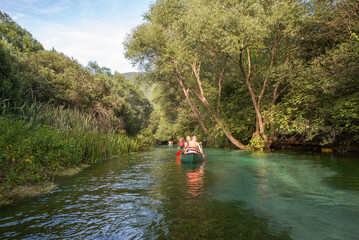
<box><xmin>0</xmin><ymin>0</ymin><xmax>154</xmax><ymax>73</ymax></box>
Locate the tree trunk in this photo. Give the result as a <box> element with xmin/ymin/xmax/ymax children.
<box><xmin>252</xmin><ymin>118</ymin><xmax>260</xmax><ymax>139</ymax></box>
<box><xmin>264</xmin><ymin>133</ymin><xmax>276</xmax><ymax>149</ymax></box>
<box><xmin>176</xmin><ymin>75</ymin><xmax>210</xmax><ymax>135</ymax></box>
<box><xmin>190</xmin><ymin>63</ymin><xmax>246</xmax><ymax>150</ymax></box>
<box><xmin>220</xmin><ymin>121</ymin><xmax>246</xmax><ymax>149</ymax></box>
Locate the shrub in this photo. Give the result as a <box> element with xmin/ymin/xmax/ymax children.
<box><xmin>0</xmin><ymin>117</ymin><xmax>81</xmax><ymax>192</ymax></box>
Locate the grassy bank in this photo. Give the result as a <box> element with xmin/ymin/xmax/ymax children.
<box><xmin>0</xmin><ymin>103</ymin><xmax>145</xmax><ymax>205</ymax></box>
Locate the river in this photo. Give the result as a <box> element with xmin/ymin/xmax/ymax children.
<box><xmin>1</xmin><ymin>147</ymin><xmax>359</xmax><ymax>239</ymax></box>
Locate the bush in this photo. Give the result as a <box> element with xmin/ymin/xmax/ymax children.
<box><xmin>136</xmin><ymin>128</ymin><xmax>155</xmax><ymax>148</ymax></box>
<box><xmin>0</xmin><ymin>117</ymin><xmax>81</xmax><ymax>192</ymax></box>
<box><xmin>0</xmin><ymin>113</ymin><xmax>144</xmax><ymax>195</ymax></box>
<box><xmin>245</xmin><ymin>136</ymin><xmax>265</xmax><ymax>151</ymax></box>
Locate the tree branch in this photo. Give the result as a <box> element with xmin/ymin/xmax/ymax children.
<box><xmin>258</xmin><ymin>29</ymin><xmax>283</xmax><ymax>107</ymax></box>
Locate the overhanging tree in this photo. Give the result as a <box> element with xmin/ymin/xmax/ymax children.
<box><xmin>125</xmin><ymin>0</ymin><xmax>304</xmax><ymax>149</ymax></box>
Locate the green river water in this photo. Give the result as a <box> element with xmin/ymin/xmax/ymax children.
<box><xmin>1</xmin><ymin>147</ymin><xmax>359</xmax><ymax>239</ymax></box>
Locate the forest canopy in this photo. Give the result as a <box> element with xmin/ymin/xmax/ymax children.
<box><xmin>125</xmin><ymin>0</ymin><xmax>359</xmax><ymax>151</ymax></box>
<box><xmin>1</xmin><ymin>0</ymin><xmax>359</xmax><ymax>152</ymax></box>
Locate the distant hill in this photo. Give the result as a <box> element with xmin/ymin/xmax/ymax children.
<box><xmin>122</xmin><ymin>72</ymin><xmax>153</xmax><ymax>101</ymax></box>
<box><xmin>122</xmin><ymin>72</ymin><xmax>139</xmax><ymax>82</ymax></box>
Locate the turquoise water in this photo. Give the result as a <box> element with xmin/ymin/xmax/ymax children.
<box><xmin>0</xmin><ymin>148</ymin><xmax>358</xmax><ymax>239</ymax></box>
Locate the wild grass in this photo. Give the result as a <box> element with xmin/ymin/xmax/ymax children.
<box><xmin>4</xmin><ymin>100</ymin><xmax>106</xmax><ymax>133</ymax></box>
<box><xmin>0</xmin><ymin>100</ymin><xmax>143</xmax><ymax>201</ymax></box>
<box><xmin>1</xmin><ymin>100</ymin><xmax>142</xmax><ymax>156</ymax></box>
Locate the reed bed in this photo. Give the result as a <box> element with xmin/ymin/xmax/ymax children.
<box><xmin>10</xmin><ymin>102</ymin><xmax>104</xmax><ymax>133</ymax></box>
<box><xmin>1</xmin><ymin>101</ymin><xmax>142</xmax><ymax>198</ymax></box>
<box><xmin>1</xmin><ymin>100</ymin><xmax>141</xmax><ymax>160</ymax></box>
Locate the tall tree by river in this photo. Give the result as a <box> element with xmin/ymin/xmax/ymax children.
<box><xmin>125</xmin><ymin>0</ymin><xmax>359</xmax><ymax>151</ymax></box>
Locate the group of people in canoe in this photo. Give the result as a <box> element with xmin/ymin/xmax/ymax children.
<box><xmin>179</xmin><ymin>135</ymin><xmax>204</xmax><ymax>155</ymax></box>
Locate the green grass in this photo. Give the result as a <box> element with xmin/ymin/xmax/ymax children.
<box><xmin>0</xmin><ymin>101</ymin><xmax>144</xmax><ymax>202</ymax></box>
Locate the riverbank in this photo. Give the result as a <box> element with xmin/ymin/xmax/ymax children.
<box><xmin>0</xmin><ymin>116</ymin><xmax>143</xmax><ymax>206</ymax></box>
<box><xmin>0</xmin><ymin>164</ymin><xmax>90</xmax><ymax>207</ymax></box>
<box><xmin>202</xmin><ymin>136</ymin><xmax>358</xmax><ymax>153</ymax></box>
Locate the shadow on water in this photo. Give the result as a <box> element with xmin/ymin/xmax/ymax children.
<box><xmin>143</xmin><ymin>151</ymin><xmax>291</xmax><ymax>239</ymax></box>
<box><xmin>202</xmin><ymin>149</ymin><xmax>359</xmax><ymax>240</ymax></box>
<box><xmin>0</xmin><ymin>147</ymin><xmax>358</xmax><ymax>239</ymax></box>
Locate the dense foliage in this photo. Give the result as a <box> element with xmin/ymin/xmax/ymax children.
<box><xmin>0</xmin><ymin>11</ymin><xmax>153</xmax><ymax>198</ymax></box>
<box><xmin>1</xmin><ymin>0</ymin><xmax>358</xmax><ymax>202</ymax></box>
<box><xmin>1</xmin><ymin>11</ymin><xmax>152</xmax><ymax>136</ymax></box>
<box><xmin>0</xmin><ymin>114</ymin><xmax>141</xmax><ymax>196</ymax></box>
<box><xmin>125</xmin><ymin>0</ymin><xmax>359</xmax><ymax>151</ymax></box>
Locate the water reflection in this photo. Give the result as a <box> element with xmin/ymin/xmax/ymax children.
<box><xmin>254</xmin><ymin>157</ymin><xmax>270</xmax><ymax>199</ymax></box>
<box><xmin>153</xmin><ymin>154</ymin><xmax>287</xmax><ymax>239</ymax></box>
<box><xmin>0</xmin><ymin>148</ymin><xmax>358</xmax><ymax>240</ymax></box>
<box><xmin>207</xmin><ymin>150</ymin><xmax>359</xmax><ymax>240</ymax></box>
<box><xmin>184</xmin><ymin>162</ymin><xmax>206</xmax><ymax>198</ymax></box>
<box><xmin>175</xmin><ymin>156</ymin><xmax>207</xmax><ymax>198</ymax></box>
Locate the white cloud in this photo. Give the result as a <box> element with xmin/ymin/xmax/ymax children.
<box><xmin>35</xmin><ymin>20</ymin><xmax>138</xmax><ymax>73</ymax></box>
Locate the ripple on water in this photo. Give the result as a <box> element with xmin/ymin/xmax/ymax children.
<box><xmin>0</xmin><ymin>148</ymin><xmax>358</xmax><ymax>240</ymax></box>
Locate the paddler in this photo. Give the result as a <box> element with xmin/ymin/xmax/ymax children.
<box><xmin>183</xmin><ymin>135</ymin><xmax>191</xmax><ymax>154</ymax></box>
<box><xmin>186</xmin><ymin>136</ymin><xmax>204</xmax><ymax>156</ymax></box>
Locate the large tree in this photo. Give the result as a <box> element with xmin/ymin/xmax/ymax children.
<box><xmin>273</xmin><ymin>0</ymin><xmax>359</xmax><ymax>150</ymax></box>
<box><xmin>0</xmin><ymin>11</ymin><xmax>43</xmax><ymax>53</ymax></box>
<box><xmin>125</xmin><ymin>0</ymin><xmax>304</xmax><ymax>149</ymax></box>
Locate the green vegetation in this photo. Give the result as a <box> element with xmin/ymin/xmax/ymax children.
<box><xmin>125</xmin><ymin>0</ymin><xmax>359</xmax><ymax>151</ymax></box>
<box><xmin>0</xmin><ymin>113</ymin><xmax>140</xmax><ymax>190</ymax></box>
<box><xmin>0</xmin><ymin>11</ymin><xmax>153</xmax><ymax>203</ymax></box>
<box><xmin>1</xmin><ymin>0</ymin><xmax>358</xmax><ymax>204</ymax></box>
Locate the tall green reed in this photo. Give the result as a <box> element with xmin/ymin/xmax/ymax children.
<box><xmin>1</xmin><ymin>100</ymin><xmax>141</xmax><ymax>164</ymax></box>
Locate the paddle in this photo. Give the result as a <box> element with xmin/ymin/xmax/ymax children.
<box><xmin>198</xmin><ymin>143</ymin><xmax>205</xmax><ymax>158</ymax></box>
<box><xmin>176</xmin><ymin>150</ymin><xmax>182</xmax><ymax>156</ymax></box>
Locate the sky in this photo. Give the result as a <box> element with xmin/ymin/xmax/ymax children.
<box><xmin>0</xmin><ymin>0</ymin><xmax>153</xmax><ymax>73</ymax></box>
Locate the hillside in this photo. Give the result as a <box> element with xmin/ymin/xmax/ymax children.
<box><xmin>122</xmin><ymin>72</ymin><xmax>153</xmax><ymax>101</ymax></box>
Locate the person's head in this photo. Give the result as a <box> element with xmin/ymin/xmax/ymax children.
<box><xmin>186</xmin><ymin>136</ymin><xmax>191</xmax><ymax>142</ymax></box>
<box><xmin>192</xmin><ymin>136</ymin><xmax>197</xmax><ymax>141</ymax></box>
